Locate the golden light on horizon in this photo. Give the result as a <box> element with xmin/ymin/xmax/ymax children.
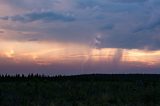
<box><xmin>0</xmin><ymin>40</ymin><xmax>160</xmax><ymax>66</ymax></box>
<box><xmin>122</xmin><ymin>49</ymin><xmax>160</xmax><ymax>66</ymax></box>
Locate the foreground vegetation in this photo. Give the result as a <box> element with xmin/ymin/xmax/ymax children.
<box><xmin>0</xmin><ymin>74</ymin><xmax>160</xmax><ymax>106</ymax></box>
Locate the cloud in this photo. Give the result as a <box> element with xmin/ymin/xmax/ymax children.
<box><xmin>100</xmin><ymin>24</ymin><xmax>114</xmax><ymax>30</ymax></box>
<box><xmin>0</xmin><ymin>0</ymin><xmax>160</xmax><ymax>50</ymax></box>
<box><xmin>110</xmin><ymin>0</ymin><xmax>148</xmax><ymax>3</ymax></box>
<box><xmin>134</xmin><ymin>14</ymin><xmax>160</xmax><ymax>32</ymax></box>
<box><xmin>0</xmin><ymin>31</ymin><xmax>4</xmax><ymax>33</ymax></box>
<box><xmin>0</xmin><ymin>10</ymin><xmax>75</xmax><ymax>23</ymax></box>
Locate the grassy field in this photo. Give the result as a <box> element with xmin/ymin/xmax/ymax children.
<box><xmin>0</xmin><ymin>74</ymin><xmax>160</xmax><ymax>106</ymax></box>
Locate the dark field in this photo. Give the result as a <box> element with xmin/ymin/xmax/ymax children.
<box><xmin>0</xmin><ymin>74</ymin><xmax>160</xmax><ymax>106</ymax></box>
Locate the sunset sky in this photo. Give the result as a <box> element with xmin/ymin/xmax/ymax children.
<box><xmin>0</xmin><ymin>0</ymin><xmax>160</xmax><ymax>75</ymax></box>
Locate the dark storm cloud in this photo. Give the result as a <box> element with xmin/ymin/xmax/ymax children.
<box><xmin>100</xmin><ymin>24</ymin><xmax>114</xmax><ymax>30</ymax></box>
<box><xmin>100</xmin><ymin>34</ymin><xmax>158</xmax><ymax>50</ymax></box>
<box><xmin>0</xmin><ymin>11</ymin><xmax>75</xmax><ymax>23</ymax></box>
<box><xmin>134</xmin><ymin>19</ymin><xmax>160</xmax><ymax>33</ymax></box>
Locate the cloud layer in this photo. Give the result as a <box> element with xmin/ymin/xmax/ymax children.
<box><xmin>0</xmin><ymin>11</ymin><xmax>75</xmax><ymax>23</ymax></box>
<box><xmin>0</xmin><ymin>0</ymin><xmax>160</xmax><ymax>50</ymax></box>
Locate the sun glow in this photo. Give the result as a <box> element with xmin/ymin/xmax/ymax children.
<box><xmin>5</xmin><ymin>49</ymin><xmax>15</xmax><ymax>58</ymax></box>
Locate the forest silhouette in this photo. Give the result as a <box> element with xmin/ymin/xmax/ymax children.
<box><xmin>0</xmin><ymin>74</ymin><xmax>160</xmax><ymax>106</ymax></box>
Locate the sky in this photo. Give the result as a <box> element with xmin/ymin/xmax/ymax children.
<box><xmin>0</xmin><ymin>0</ymin><xmax>160</xmax><ymax>75</ymax></box>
